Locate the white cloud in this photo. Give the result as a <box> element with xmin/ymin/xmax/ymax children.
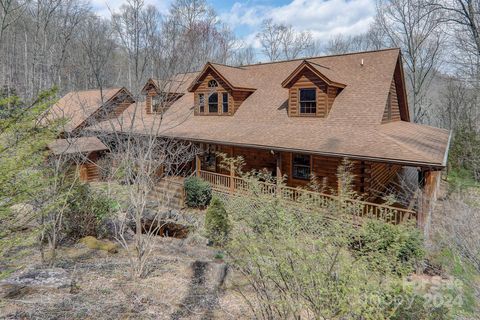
<box><xmin>219</xmin><ymin>2</ymin><xmax>270</xmax><ymax>29</ymax></box>
<box><xmin>222</xmin><ymin>0</ymin><xmax>376</xmax><ymax>47</ymax></box>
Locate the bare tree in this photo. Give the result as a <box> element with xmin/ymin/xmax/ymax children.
<box><xmin>376</xmin><ymin>0</ymin><xmax>443</xmax><ymax>123</ymax></box>
<box><xmin>324</xmin><ymin>27</ymin><xmax>388</xmax><ymax>55</ymax></box>
<box><xmin>80</xmin><ymin>15</ymin><xmax>116</xmax><ymax>99</ymax></box>
<box><xmin>229</xmin><ymin>45</ymin><xmax>256</xmax><ymax>66</ymax></box>
<box><xmin>437</xmin><ymin>77</ymin><xmax>479</xmax><ymax>130</ymax></box>
<box><xmin>257</xmin><ymin>18</ymin><xmax>313</xmax><ymax>61</ymax></box>
<box><xmin>111</xmin><ymin>0</ymin><xmax>158</xmax><ymax>92</ymax></box>
<box><xmin>0</xmin><ymin>0</ymin><xmax>26</xmax><ymax>44</ymax></box>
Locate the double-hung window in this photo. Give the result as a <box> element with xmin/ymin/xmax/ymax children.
<box><xmin>292</xmin><ymin>153</ymin><xmax>311</xmax><ymax>180</ymax></box>
<box><xmin>222</xmin><ymin>92</ymin><xmax>228</xmax><ymax>113</ymax></box>
<box><xmin>198</xmin><ymin>93</ymin><xmax>205</xmax><ymax>113</ymax></box>
<box><xmin>208</xmin><ymin>93</ymin><xmax>218</xmax><ymax>113</ymax></box>
<box><xmin>299</xmin><ymin>88</ymin><xmax>316</xmax><ymax>114</ymax></box>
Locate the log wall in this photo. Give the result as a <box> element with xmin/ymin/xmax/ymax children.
<box><xmin>288</xmin><ymin>69</ymin><xmax>337</xmax><ymax>117</ymax></box>
<box><xmin>382</xmin><ymin>77</ymin><xmax>401</xmax><ymax>122</ymax></box>
<box><xmin>202</xmin><ymin>144</ymin><xmax>401</xmax><ymax>198</ymax></box>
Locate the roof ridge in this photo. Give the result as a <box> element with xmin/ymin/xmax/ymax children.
<box><xmin>209</xmin><ymin>62</ymin><xmax>246</xmax><ymax>70</ymax></box>
<box><xmin>306</xmin><ymin>61</ymin><xmax>332</xmax><ymax>70</ymax></box>
<box><xmin>234</xmin><ymin>47</ymin><xmax>401</xmax><ymax>68</ymax></box>
<box><xmin>68</xmin><ymin>87</ymin><xmax>120</xmax><ymax>94</ymax></box>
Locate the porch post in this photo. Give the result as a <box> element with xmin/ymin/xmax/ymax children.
<box><xmin>418</xmin><ymin>169</ymin><xmax>441</xmax><ymax>239</ymax></box>
<box><xmin>276</xmin><ymin>152</ymin><xmax>282</xmax><ymax>182</ymax></box>
<box><xmin>195</xmin><ymin>154</ymin><xmax>201</xmax><ymax>177</ymax></box>
<box><xmin>229</xmin><ymin>161</ymin><xmax>235</xmax><ymax>194</ymax></box>
<box><xmin>276</xmin><ymin>151</ymin><xmax>282</xmax><ymax>197</ymax></box>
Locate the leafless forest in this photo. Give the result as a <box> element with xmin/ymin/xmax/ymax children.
<box><xmin>1</xmin><ymin>0</ymin><xmax>480</xmax><ymax>318</ymax></box>
<box><xmin>2</xmin><ymin>0</ymin><xmax>478</xmax><ymax>173</ymax></box>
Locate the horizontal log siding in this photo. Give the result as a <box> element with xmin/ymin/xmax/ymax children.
<box><xmin>146</xmin><ymin>89</ymin><xmax>155</xmax><ymax>114</ymax></box>
<box><xmin>79</xmin><ymin>152</ymin><xmax>101</xmax><ymax>182</ymax></box>
<box><xmin>382</xmin><ymin>78</ymin><xmax>401</xmax><ymax>122</ymax></box>
<box><xmin>365</xmin><ymin>162</ymin><xmax>401</xmax><ymax>197</ymax></box>
<box><xmin>107</xmin><ymin>101</ymin><xmax>131</xmax><ymax>119</ymax></box>
<box><xmin>231</xmin><ymin>90</ymin><xmax>251</xmax><ymax>113</ymax></box>
<box><xmin>216</xmin><ymin>145</ymin><xmax>276</xmax><ymax>175</ymax></box>
<box><xmin>288</xmin><ymin>69</ymin><xmax>335</xmax><ymax>117</ymax></box>
<box><xmin>327</xmin><ymin>86</ymin><xmax>337</xmax><ymax>115</ymax></box>
<box><xmin>201</xmin><ymin>144</ymin><xmax>400</xmax><ymax>198</ymax></box>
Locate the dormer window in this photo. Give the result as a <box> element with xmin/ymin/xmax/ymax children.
<box><xmin>152</xmin><ymin>96</ymin><xmax>164</xmax><ymax>113</ymax></box>
<box><xmin>299</xmin><ymin>88</ymin><xmax>316</xmax><ymax>114</ymax></box>
<box><xmin>208</xmin><ymin>93</ymin><xmax>218</xmax><ymax>113</ymax></box>
<box><xmin>199</xmin><ymin>93</ymin><xmax>205</xmax><ymax>113</ymax></box>
<box><xmin>282</xmin><ymin>60</ymin><xmax>345</xmax><ymax>118</ymax></box>
<box><xmin>189</xmin><ymin>63</ymin><xmax>255</xmax><ymax>116</ymax></box>
<box><xmin>222</xmin><ymin>93</ymin><xmax>228</xmax><ymax>113</ymax></box>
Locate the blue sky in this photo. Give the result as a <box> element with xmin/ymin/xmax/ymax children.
<box><xmin>91</xmin><ymin>0</ymin><xmax>376</xmax><ymax>49</ymax></box>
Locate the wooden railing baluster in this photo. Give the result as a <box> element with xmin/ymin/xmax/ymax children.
<box><xmin>197</xmin><ymin>170</ymin><xmax>415</xmax><ymax>224</ymax></box>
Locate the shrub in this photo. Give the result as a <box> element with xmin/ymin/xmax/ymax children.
<box><xmin>184</xmin><ymin>176</ymin><xmax>212</xmax><ymax>208</ymax></box>
<box><xmin>352</xmin><ymin>219</ymin><xmax>425</xmax><ymax>275</ymax></box>
<box><xmin>205</xmin><ymin>197</ymin><xmax>230</xmax><ymax>246</ymax></box>
<box><xmin>63</xmin><ymin>184</ymin><xmax>119</xmax><ymax>239</ymax></box>
<box><xmin>80</xmin><ymin>236</ymin><xmax>118</xmax><ymax>253</ymax></box>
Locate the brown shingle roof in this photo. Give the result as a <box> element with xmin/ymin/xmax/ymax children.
<box><xmin>44</xmin><ymin>88</ymin><xmax>125</xmax><ymax>132</ymax></box>
<box><xmin>145</xmin><ymin>73</ymin><xmax>198</xmax><ymax>94</ymax></box>
<box><xmin>48</xmin><ymin>137</ymin><xmax>108</xmax><ymax>155</ymax></box>
<box><xmin>87</xmin><ymin>48</ymin><xmax>450</xmax><ymax>168</ymax></box>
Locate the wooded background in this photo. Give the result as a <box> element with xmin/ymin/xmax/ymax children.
<box><xmin>1</xmin><ymin>0</ymin><xmax>479</xmax><ymax>177</ymax></box>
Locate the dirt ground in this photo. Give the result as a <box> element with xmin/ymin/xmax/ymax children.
<box><xmin>0</xmin><ymin>234</ymin><xmax>250</xmax><ymax>319</ymax></box>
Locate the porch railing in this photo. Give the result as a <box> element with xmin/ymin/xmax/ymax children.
<box><xmin>198</xmin><ymin>170</ymin><xmax>416</xmax><ymax>224</ymax></box>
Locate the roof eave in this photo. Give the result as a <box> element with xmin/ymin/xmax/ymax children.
<box><xmin>442</xmin><ymin>130</ymin><xmax>453</xmax><ymax>167</ymax></box>
<box><xmin>89</xmin><ymin>126</ymin><xmax>445</xmax><ymax>169</ymax></box>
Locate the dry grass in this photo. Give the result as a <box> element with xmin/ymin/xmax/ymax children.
<box><xmin>0</xmin><ymin>230</ymin><xmax>250</xmax><ymax>319</ymax></box>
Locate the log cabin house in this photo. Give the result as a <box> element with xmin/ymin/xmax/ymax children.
<box><xmin>82</xmin><ymin>48</ymin><xmax>450</xmax><ymax>229</ymax></box>
<box><xmin>44</xmin><ymin>87</ymin><xmax>133</xmax><ymax>181</ymax></box>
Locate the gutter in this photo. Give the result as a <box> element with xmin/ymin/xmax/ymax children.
<box><xmin>442</xmin><ymin>130</ymin><xmax>453</xmax><ymax>167</ymax></box>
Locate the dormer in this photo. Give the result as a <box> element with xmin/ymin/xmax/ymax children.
<box><xmin>142</xmin><ymin>78</ymin><xmax>184</xmax><ymax>115</ymax></box>
<box><xmin>282</xmin><ymin>60</ymin><xmax>345</xmax><ymax>117</ymax></box>
<box><xmin>188</xmin><ymin>63</ymin><xmax>255</xmax><ymax>116</ymax></box>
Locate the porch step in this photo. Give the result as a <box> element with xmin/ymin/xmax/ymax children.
<box><xmin>149</xmin><ymin>177</ymin><xmax>185</xmax><ymax>210</ymax></box>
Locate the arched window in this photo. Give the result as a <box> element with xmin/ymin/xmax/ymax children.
<box><xmin>208</xmin><ymin>93</ymin><xmax>218</xmax><ymax>113</ymax></box>
<box><xmin>208</xmin><ymin>79</ymin><xmax>218</xmax><ymax>88</ymax></box>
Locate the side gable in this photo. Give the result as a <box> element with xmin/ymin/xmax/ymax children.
<box><xmin>393</xmin><ymin>55</ymin><xmax>410</xmax><ymax>122</ymax></box>
<box><xmin>46</xmin><ymin>87</ymin><xmax>133</xmax><ymax>135</ymax></box>
<box><xmin>382</xmin><ymin>78</ymin><xmax>401</xmax><ymax>123</ymax></box>
<box><xmin>77</xmin><ymin>87</ymin><xmax>134</xmax><ymax>129</ymax></box>
<box><xmin>381</xmin><ymin>56</ymin><xmax>410</xmax><ymax>123</ymax></box>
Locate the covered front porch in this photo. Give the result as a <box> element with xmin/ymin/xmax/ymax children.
<box><xmin>186</xmin><ymin>143</ymin><xmax>443</xmax><ymax>228</ymax></box>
